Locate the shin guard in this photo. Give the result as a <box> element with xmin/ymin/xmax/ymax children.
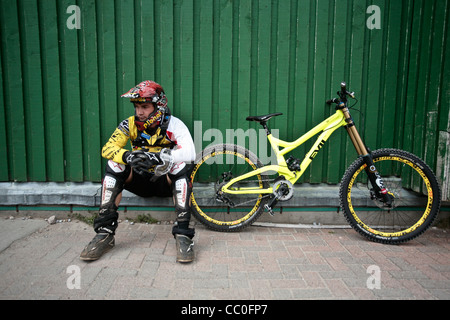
<box><xmin>171</xmin><ymin>175</ymin><xmax>195</xmax><ymax>239</ymax></box>
<box><xmin>94</xmin><ymin>160</ymin><xmax>130</xmax><ymax>234</ymax></box>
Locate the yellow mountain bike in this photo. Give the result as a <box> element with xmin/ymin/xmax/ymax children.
<box><xmin>190</xmin><ymin>82</ymin><xmax>441</xmax><ymax>244</ymax></box>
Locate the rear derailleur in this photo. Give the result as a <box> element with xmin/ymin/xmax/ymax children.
<box><xmin>215</xmin><ymin>171</ymin><xmax>235</xmax><ymax>207</ymax></box>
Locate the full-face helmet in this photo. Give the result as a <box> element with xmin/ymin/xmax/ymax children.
<box><xmin>121</xmin><ymin>80</ymin><xmax>169</xmax><ymax>131</ymax></box>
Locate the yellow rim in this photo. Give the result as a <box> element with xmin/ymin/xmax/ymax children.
<box><xmin>347</xmin><ymin>156</ymin><xmax>433</xmax><ymax>238</ymax></box>
<box><xmin>190</xmin><ymin>149</ymin><xmax>263</xmax><ymax>226</ymax></box>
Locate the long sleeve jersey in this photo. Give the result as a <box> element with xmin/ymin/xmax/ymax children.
<box><xmin>101</xmin><ymin>115</ymin><xmax>196</xmax><ymax>165</ymax></box>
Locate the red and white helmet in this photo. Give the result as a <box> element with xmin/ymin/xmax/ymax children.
<box><xmin>121</xmin><ymin>80</ymin><xmax>169</xmax><ymax>130</ymax></box>
<box><xmin>121</xmin><ymin>80</ymin><xmax>168</xmax><ymax>108</ymax></box>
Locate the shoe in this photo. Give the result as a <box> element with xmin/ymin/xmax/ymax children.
<box><xmin>80</xmin><ymin>233</ymin><xmax>115</xmax><ymax>261</ymax></box>
<box><xmin>175</xmin><ymin>234</ymin><xmax>195</xmax><ymax>263</ymax></box>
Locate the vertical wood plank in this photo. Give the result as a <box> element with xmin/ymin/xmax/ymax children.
<box><xmin>0</xmin><ymin>0</ymin><xmax>27</xmax><ymax>181</ymax></box>
<box><xmin>308</xmin><ymin>0</ymin><xmax>329</xmax><ymax>183</ymax></box>
<box><xmin>115</xmin><ymin>0</ymin><xmax>136</xmax><ymax>121</ymax></box>
<box><xmin>18</xmin><ymin>0</ymin><xmax>46</xmax><ymax>181</ymax></box>
<box><xmin>58</xmin><ymin>0</ymin><xmax>84</xmax><ymax>181</ymax></box>
<box><xmin>38</xmin><ymin>0</ymin><xmax>65</xmax><ymax>182</ymax></box>
<box><xmin>79</xmin><ymin>0</ymin><xmax>101</xmax><ymax>181</ymax></box>
<box><xmin>0</xmin><ymin>29</ymin><xmax>8</xmax><ymax>181</ymax></box>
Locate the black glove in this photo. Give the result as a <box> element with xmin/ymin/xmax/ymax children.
<box><xmin>123</xmin><ymin>150</ymin><xmax>162</xmax><ymax>174</ymax></box>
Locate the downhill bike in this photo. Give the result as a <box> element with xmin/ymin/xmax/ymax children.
<box><xmin>189</xmin><ymin>82</ymin><xmax>441</xmax><ymax>244</ymax></box>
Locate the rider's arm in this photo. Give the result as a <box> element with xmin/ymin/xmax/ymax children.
<box><xmin>166</xmin><ymin>117</ymin><xmax>196</xmax><ymax>164</ymax></box>
<box><xmin>101</xmin><ymin>119</ymin><xmax>131</xmax><ymax>165</ymax></box>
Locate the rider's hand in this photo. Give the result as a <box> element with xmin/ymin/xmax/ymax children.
<box><xmin>123</xmin><ymin>150</ymin><xmax>162</xmax><ymax>173</ymax></box>
<box><xmin>123</xmin><ymin>150</ymin><xmax>141</xmax><ymax>167</ymax></box>
<box><xmin>154</xmin><ymin>148</ymin><xmax>174</xmax><ymax>176</ymax></box>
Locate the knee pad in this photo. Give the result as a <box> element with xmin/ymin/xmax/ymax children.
<box><xmin>100</xmin><ymin>160</ymin><xmax>131</xmax><ymax>209</ymax></box>
<box><xmin>169</xmin><ymin>163</ymin><xmax>194</xmax><ymax>221</ymax></box>
<box><xmin>105</xmin><ymin>159</ymin><xmax>131</xmax><ymax>181</ymax></box>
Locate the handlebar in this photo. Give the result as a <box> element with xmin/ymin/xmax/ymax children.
<box><xmin>326</xmin><ymin>81</ymin><xmax>355</xmax><ymax>106</ymax></box>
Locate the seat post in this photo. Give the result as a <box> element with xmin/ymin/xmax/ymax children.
<box><xmin>261</xmin><ymin>122</ymin><xmax>271</xmax><ymax>135</ymax></box>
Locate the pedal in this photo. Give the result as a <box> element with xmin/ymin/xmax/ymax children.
<box><xmin>264</xmin><ymin>204</ymin><xmax>275</xmax><ymax>216</ymax></box>
<box><xmin>265</xmin><ymin>195</ymin><xmax>279</xmax><ymax>216</ymax></box>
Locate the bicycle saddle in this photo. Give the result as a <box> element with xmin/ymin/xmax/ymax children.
<box><xmin>246</xmin><ymin>113</ymin><xmax>283</xmax><ymax>123</ymax></box>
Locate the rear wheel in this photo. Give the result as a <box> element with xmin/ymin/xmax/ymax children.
<box><xmin>190</xmin><ymin>144</ymin><xmax>269</xmax><ymax>232</ymax></box>
<box><xmin>340</xmin><ymin>148</ymin><xmax>441</xmax><ymax>244</ymax></box>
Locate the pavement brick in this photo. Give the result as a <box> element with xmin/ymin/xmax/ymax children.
<box><xmin>0</xmin><ymin>216</ymin><xmax>449</xmax><ymax>300</ymax></box>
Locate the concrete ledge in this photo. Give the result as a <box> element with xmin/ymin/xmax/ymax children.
<box><xmin>0</xmin><ymin>182</ymin><xmax>343</xmax><ymax>225</ymax></box>
<box><xmin>0</xmin><ymin>182</ymin><xmax>174</xmax><ymax>207</ymax></box>
<box><xmin>0</xmin><ymin>182</ymin><xmax>342</xmax><ymax>208</ymax></box>
<box><xmin>0</xmin><ymin>182</ymin><xmax>448</xmax><ymax>226</ymax></box>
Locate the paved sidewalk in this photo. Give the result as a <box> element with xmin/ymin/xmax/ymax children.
<box><xmin>0</xmin><ymin>216</ymin><xmax>449</xmax><ymax>300</ymax></box>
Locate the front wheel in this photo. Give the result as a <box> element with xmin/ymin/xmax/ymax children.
<box><xmin>340</xmin><ymin>148</ymin><xmax>441</xmax><ymax>244</ymax></box>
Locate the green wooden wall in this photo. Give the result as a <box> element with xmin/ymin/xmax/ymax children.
<box><xmin>0</xmin><ymin>0</ymin><xmax>449</xmax><ymax>199</ymax></box>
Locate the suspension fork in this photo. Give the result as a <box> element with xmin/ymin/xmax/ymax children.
<box><xmin>341</xmin><ymin>105</ymin><xmax>393</xmax><ymax>206</ymax></box>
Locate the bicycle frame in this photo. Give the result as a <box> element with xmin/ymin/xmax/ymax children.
<box><xmin>221</xmin><ymin>109</ymin><xmax>349</xmax><ymax>195</ymax></box>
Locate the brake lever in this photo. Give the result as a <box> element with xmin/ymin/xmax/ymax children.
<box><xmin>326</xmin><ymin>98</ymin><xmax>339</xmax><ymax>105</ymax></box>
